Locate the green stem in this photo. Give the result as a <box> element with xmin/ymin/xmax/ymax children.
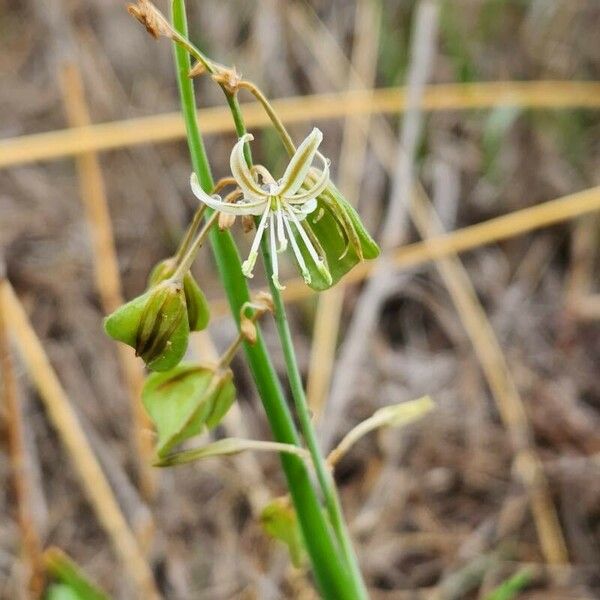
<box><xmin>209</xmin><ymin>45</ymin><xmax>368</xmax><ymax>600</ymax></box>
<box><xmin>171</xmin><ymin>211</ymin><xmax>218</xmax><ymax>282</ymax></box>
<box><xmin>173</xmin><ymin>205</ymin><xmax>206</xmax><ymax>265</ymax></box>
<box><xmin>267</xmin><ymin>280</ymin><xmax>368</xmax><ymax>599</ymax></box>
<box><xmin>171</xmin><ymin>2</ymin><xmax>358</xmax><ymax>598</ymax></box>
<box><xmin>219</xmin><ymin>72</ymin><xmax>369</xmax><ymax>600</ymax></box>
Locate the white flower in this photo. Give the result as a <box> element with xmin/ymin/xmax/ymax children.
<box><xmin>191</xmin><ymin>127</ymin><xmax>331</xmax><ymax>289</ymax></box>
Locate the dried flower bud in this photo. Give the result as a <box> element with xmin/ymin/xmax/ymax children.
<box><xmin>240</xmin><ymin>317</ymin><xmax>257</xmax><ymax>345</ymax></box>
<box><xmin>189</xmin><ymin>62</ymin><xmax>207</xmax><ymax>78</ymax></box>
<box><xmin>254</xmin><ymin>291</ymin><xmax>274</xmax><ymax>314</ymax></box>
<box><xmin>211</xmin><ymin>67</ymin><xmax>242</xmax><ymax>95</ymax></box>
<box><xmin>218</xmin><ymin>211</ymin><xmax>236</xmax><ymax>231</ymax></box>
<box><xmin>242</xmin><ymin>215</ymin><xmax>255</xmax><ymax>233</ymax></box>
<box><xmin>127</xmin><ymin>0</ymin><xmax>175</xmax><ymax>40</ymax></box>
<box><xmin>238</xmin><ymin>292</ymin><xmax>274</xmax><ymax>345</ymax></box>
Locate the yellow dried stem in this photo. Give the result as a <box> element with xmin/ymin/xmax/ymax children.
<box><xmin>0</xmin><ymin>280</ymin><xmax>160</xmax><ymax>599</ymax></box>
<box><xmin>2</xmin><ymin>82</ymin><xmax>599</xmax><ymax>168</ymax></box>
<box><xmin>0</xmin><ymin>275</ymin><xmax>45</xmax><ymax>599</ymax></box>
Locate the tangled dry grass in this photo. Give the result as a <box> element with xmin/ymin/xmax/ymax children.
<box><xmin>1</xmin><ymin>1</ymin><xmax>599</xmax><ymax>598</ymax></box>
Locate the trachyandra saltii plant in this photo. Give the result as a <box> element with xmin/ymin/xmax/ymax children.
<box><xmin>103</xmin><ymin>1</ymin><xmax>432</xmax><ymax>598</ymax></box>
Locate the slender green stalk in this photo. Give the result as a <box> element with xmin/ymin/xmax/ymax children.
<box><xmin>171</xmin><ymin>2</ymin><xmax>358</xmax><ymax>598</ymax></box>
<box><xmin>202</xmin><ymin>44</ymin><xmax>369</xmax><ymax>600</ymax></box>
<box><xmin>267</xmin><ymin>282</ymin><xmax>368</xmax><ymax>599</ymax></box>
<box><xmin>218</xmin><ymin>88</ymin><xmax>367</xmax><ymax>595</ymax></box>
<box><xmin>171</xmin><ymin>211</ymin><xmax>218</xmax><ymax>281</ymax></box>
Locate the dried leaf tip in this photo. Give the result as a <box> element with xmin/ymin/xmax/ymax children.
<box><xmin>127</xmin><ymin>0</ymin><xmax>175</xmax><ymax>40</ymax></box>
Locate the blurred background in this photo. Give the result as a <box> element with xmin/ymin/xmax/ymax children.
<box><xmin>1</xmin><ymin>0</ymin><xmax>599</xmax><ymax>598</ymax></box>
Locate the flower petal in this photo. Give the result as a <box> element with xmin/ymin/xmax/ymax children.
<box><xmin>230</xmin><ymin>134</ymin><xmax>269</xmax><ymax>200</ymax></box>
<box><xmin>287</xmin><ymin>197</ymin><xmax>318</xmax><ymax>219</ymax></box>
<box><xmin>190</xmin><ymin>173</ymin><xmax>266</xmax><ymax>215</ymax></box>
<box><xmin>286</xmin><ymin>153</ymin><xmax>330</xmax><ymax>203</ymax></box>
<box><xmin>277</xmin><ymin>128</ymin><xmax>323</xmax><ymax>197</ymax></box>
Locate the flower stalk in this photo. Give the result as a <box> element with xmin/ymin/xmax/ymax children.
<box><xmin>170</xmin><ymin>1</ymin><xmax>362</xmax><ymax>597</ymax></box>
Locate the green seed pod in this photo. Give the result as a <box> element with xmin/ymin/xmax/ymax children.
<box><xmin>148</xmin><ymin>258</ymin><xmax>210</xmax><ymax>331</ymax></box>
<box><xmin>142</xmin><ymin>363</ymin><xmax>236</xmax><ymax>457</ymax></box>
<box><xmin>292</xmin><ymin>180</ymin><xmax>380</xmax><ymax>291</ymax></box>
<box><xmin>104</xmin><ymin>281</ymin><xmax>190</xmax><ymax>372</ymax></box>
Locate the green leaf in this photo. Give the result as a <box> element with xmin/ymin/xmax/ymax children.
<box><xmin>45</xmin><ymin>584</ymin><xmax>81</xmax><ymax>600</ymax></box>
<box><xmin>142</xmin><ymin>363</ymin><xmax>236</xmax><ymax>457</ymax></box>
<box><xmin>149</xmin><ymin>258</ymin><xmax>210</xmax><ymax>331</ymax></box>
<box><xmin>44</xmin><ymin>547</ymin><xmax>109</xmax><ymax>600</ymax></box>
<box><xmin>155</xmin><ymin>437</ymin><xmax>310</xmax><ymax>467</ymax></box>
<box><xmin>296</xmin><ymin>182</ymin><xmax>380</xmax><ymax>291</ymax></box>
<box><xmin>104</xmin><ymin>282</ymin><xmax>190</xmax><ymax>372</ymax></box>
<box><xmin>485</xmin><ymin>569</ymin><xmax>532</xmax><ymax>600</ymax></box>
<box><xmin>261</xmin><ymin>497</ymin><xmax>306</xmax><ymax>568</ymax></box>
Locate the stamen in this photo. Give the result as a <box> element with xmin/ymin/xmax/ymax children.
<box><xmin>276</xmin><ymin>208</ymin><xmax>288</xmax><ymax>252</ymax></box>
<box><xmin>241</xmin><ymin>206</ymin><xmax>270</xmax><ymax>278</ymax></box>
<box><xmin>269</xmin><ymin>212</ymin><xmax>285</xmax><ymax>290</ymax></box>
<box><xmin>286</xmin><ymin>205</ymin><xmax>332</xmax><ymax>285</ymax></box>
<box><xmin>286</xmin><ymin>206</ymin><xmax>323</xmax><ymax>267</ymax></box>
<box><xmin>282</xmin><ymin>212</ymin><xmax>311</xmax><ymax>284</ymax></box>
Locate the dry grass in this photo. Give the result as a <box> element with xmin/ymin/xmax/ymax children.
<box><xmin>1</xmin><ymin>1</ymin><xmax>600</xmax><ymax>598</ymax></box>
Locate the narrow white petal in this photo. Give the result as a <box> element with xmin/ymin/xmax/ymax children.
<box><xmin>286</xmin><ymin>153</ymin><xmax>330</xmax><ymax>203</ymax></box>
<box><xmin>277</xmin><ymin>128</ymin><xmax>323</xmax><ymax>197</ymax></box>
<box><xmin>241</xmin><ymin>206</ymin><xmax>270</xmax><ymax>278</ymax></box>
<box><xmin>230</xmin><ymin>134</ymin><xmax>269</xmax><ymax>200</ymax></box>
<box><xmin>191</xmin><ymin>173</ymin><xmax>266</xmax><ymax>215</ymax></box>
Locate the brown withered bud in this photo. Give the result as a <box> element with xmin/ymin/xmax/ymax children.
<box><xmin>189</xmin><ymin>62</ymin><xmax>207</xmax><ymax>79</ymax></box>
<box><xmin>218</xmin><ymin>212</ymin><xmax>236</xmax><ymax>231</ymax></box>
<box><xmin>127</xmin><ymin>0</ymin><xmax>175</xmax><ymax>40</ymax></box>
<box><xmin>242</xmin><ymin>215</ymin><xmax>255</xmax><ymax>233</ymax></box>
<box><xmin>211</xmin><ymin>67</ymin><xmax>242</xmax><ymax>95</ymax></box>
<box><xmin>240</xmin><ymin>317</ymin><xmax>258</xmax><ymax>345</ymax></box>
<box><xmin>254</xmin><ymin>291</ymin><xmax>275</xmax><ymax>314</ymax></box>
<box><xmin>239</xmin><ymin>292</ymin><xmax>274</xmax><ymax>345</ymax></box>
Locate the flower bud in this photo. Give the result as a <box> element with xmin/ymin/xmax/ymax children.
<box><xmin>104</xmin><ymin>281</ymin><xmax>190</xmax><ymax>372</ymax></box>
<box><xmin>218</xmin><ymin>211</ymin><xmax>236</xmax><ymax>231</ymax></box>
<box><xmin>241</xmin><ymin>215</ymin><xmax>255</xmax><ymax>233</ymax></box>
<box><xmin>261</xmin><ymin>497</ymin><xmax>305</xmax><ymax>567</ymax></box>
<box><xmin>148</xmin><ymin>259</ymin><xmax>210</xmax><ymax>332</ymax></box>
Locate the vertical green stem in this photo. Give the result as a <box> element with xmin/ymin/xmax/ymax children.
<box><xmin>171</xmin><ymin>2</ymin><xmax>358</xmax><ymax>598</ymax></box>
<box><xmin>214</xmin><ymin>51</ymin><xmax>368</xmax><ymax>600</ymax></box>
<box><xmin>267</xmin><ymin>281</ymin><xmax>368</xmax><ymax>600</ymax></box>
